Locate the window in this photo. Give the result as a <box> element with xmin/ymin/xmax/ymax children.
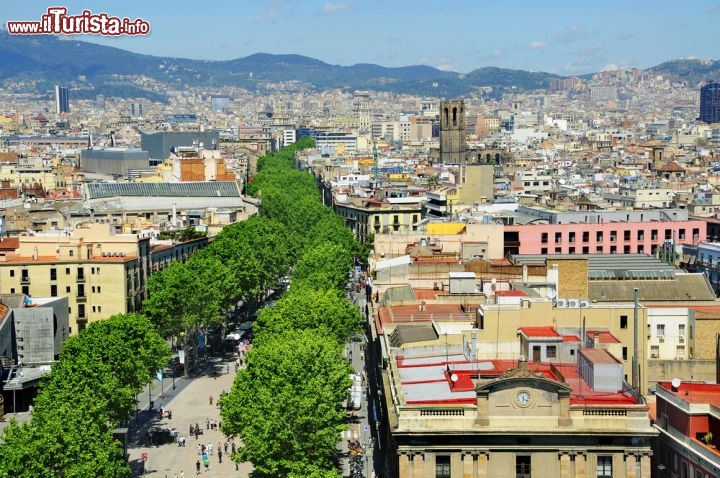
<box><xmin>624</xmin><ymin>245</ymin><xmax>631</xmax><ymax>254</ymax></box>
<box><xmin>555</xmin><ymin>232</ymin><xmax>562</xmax><ymax>243</ymax></box>
<box><xmin>435</xmin><ymin>455</ymin><xmax>451</xmax><ymax>478</ymax></box>
<box><xmin>541</xmin><ymin>232</ymin><xmax>548</xmax><ymax>244</ymax></box>
<box><xmin>624</xmin><ymin>230</ymin><xmax>631</xmax><ymax>241</ymax></box>
<box><xmin>569</xmin><ymin>247</ymin><xmax>575</xmax><ymax>254</ymax></box>
<box><xmin>650</xmin><ymin>345</ymin><xmax>659</xmax><ymax>358</ymax></box>
<box><xmin>69</xmin><ymin>250</ymin><xmax>74</xmax><ymax>257</ymax></box>
<box><xmin>637</xmin><ymin>230</ymin><xmax>645</xmax><ymax>241</ymax></box>
<box><xmin>546</xmin><ymin>346</ymin><xmax>557</xmax><ymax>359</ymax></box>
<box><xmin>665</xmin><ymin>229</ymin><xmax>672</xmax><ymax>240</ymax></box>
<box><xmin>597</xmin><ymin>455</ymin><xmax>612</xmax><ymax>478</ymax></box>
<box><xmin>582</xmin><ymin>231</ymin><xmax>589</xmax><ymax>243</ymax></box>
<box><xmin>582</xmin><ymin>247</ymin><xmax>589</xmax><ymax>254</ymax></box>
<box><xmin>78</xmin><ymin>304</ymin><xmax>86</xmax><ymax>318</ymax></box>
<box><xmin>516</xmin><ymin>455</ymin><xmax>531</xmax><ymax>478</ymax></box>
<box><xmin>555</xmin><ymin>247</ymin><xmax>562</xmax><ymax>253</ymax></box>
<box><xmin>610</xmin><ymin>246</ymin><xmax>617</xmax><ymax>254</ymax></box>
<box><xmin>638</xmin><ymin>245</ymin><xmax>644</xmax><ymax>254</ymax></box>
<box><xmin>78</xmin><ymin>284</ymin><xmax>85</xmax><ymax>297</ymax></box>
<box><xmin>50</xmin><ymin>268</ymin><xmax>57</xmax><ymax>281</ymax></box>
<box><xmin>651</xmin><ymin>229</ymin><xmax>658</xmax><ymax>241</ymax></box>
<box><xmin>541</xmin><ymin>248</ymin><xmax>547</xmax><ymax>254</ymax></box>
<box><xmin>657</xmin><ymin>324</ymin><xmax>665</xmax><ymax>337</ymax></box>
<box><xmin>596</xmin><ymin>246</ymin><xmax>603</xmax><ymax>253</ymax></box>
<box><xmin>596</xmin><ymin>231</ymin><xmax>603</xmax><ymax>242</ymax></box>
<box><xmin>66</xmin><ymin>267</ymin><xmax>71</xmax><ymax>275</ymax></box>
<box><xmin>50</xmin><ymin>285</ymin><xmax>57</xmax><ymax>297</ymax></box>
<box><xmin>610</xmin><ymin>230</ymin><xmax>617</xmax><ymax>242</ymax></box>
<box><xmin>620</xmin><ymin>315</ymin><xmax>628</xmax><ymax>329</ymax></box>
<box><xmin>569</xmin><ymin>232</ymin><xmax>576</xmax><ymax>243</ymax></box>
<box><xmin>21</xmin><ymin>285</ymin><xmax>29</xmax><ymax>295</ymax></box>
<box><xmin>678</xmin><ymin>324</ymin><xmax>685</xmax><ymax>337</ymax></box>
<box><xmin>66</xmin><ymin>286</ymin><xmax>71</xmax><ymax>293</ymax></box>
<box><xmin>9</xmin><ymin>269</ymin><xmax>15</xmax><ymax>277</ymax></box>
<box><xmin>679</xmin><ymin>229</ymin><xmax>686</xmax><ymax>240</ymax></box>
<box><xmin>622</xmin><ymin>347</ymin><xmax>628</xmax><ymax>361</ymax></box>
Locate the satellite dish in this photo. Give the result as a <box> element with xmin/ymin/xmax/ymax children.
<box><xmin>548</xmin><ymin>288</ymin><xmax>557</xmax><ymax>300</ymax></box>
<box><xmin>671</xmin><ymin>377</ymin><xmax>682</xmax><ymax>390</ymax></box>
<box><xmin>450</xmin><ymin>373</ymin><xmax>459</xmax><ymax>383</ymax></box>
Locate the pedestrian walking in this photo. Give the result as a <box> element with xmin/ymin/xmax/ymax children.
<box><xmin>226</xmin><ymin>363</ymin><xmax>230</xmax><ymax>374</ymax></box>
<box><xmin>195</xmin><ymin>460</ymin><xmax>200</xmax><ymax>475</ymax></box>
<box><xmin>205</xmin><ymin>417</ymin><xmax>209</xmax><ymax>430</ymax></box>
<box><xmin>209</xmin><ymin>395</ymin><xmax>213</xmax><ymax>406</ymax></box>
<box><xmin>218</xmin><ymin>449</ymin><xmax>222</xmax><ymax>463</ymax></box>
<box><xmin>231</xmin><ymin>441</ymin><xmax>236</xmax><ymax>454</ymax></box>
<box><xmin>224</xmin><ymin>441</ymin><xmax>228</xmax><ymax>454</ymax></box>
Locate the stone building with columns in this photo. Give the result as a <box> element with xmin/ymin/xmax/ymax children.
<box><xmin>382</xmin><ymin>349</ymin><xmax>657</xmax><ymax>478</ymax></box>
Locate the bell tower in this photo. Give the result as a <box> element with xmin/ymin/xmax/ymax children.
<box><xmin>439</xmin><ymin>99</ymin><xmax>467</xmax><ymax>175</ymax></box>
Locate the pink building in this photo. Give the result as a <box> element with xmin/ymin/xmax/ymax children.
<box><xmin>505</xmin><ymin>220</ymin><xmax>705</xmax><ymax>255</ymax></box>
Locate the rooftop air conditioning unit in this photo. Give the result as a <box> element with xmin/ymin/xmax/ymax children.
<box><xmin>579</xmin><ymin>300</ymin><xmax>590</xmax><ymax>307</ymax></box>
<box><xmin>568</xmin><ymin>299</ymin><xmax>579</xmax><ymax>308</ymax></box>
<box><xmin>555</xmin><ymin>299</ymin><xmax>567</xmax><ymax>308</ymax></box>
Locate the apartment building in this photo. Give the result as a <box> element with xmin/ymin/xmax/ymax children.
<box><xmin>0</xmin><ymin>224</ymin><xmax>150</xmax><ymax>333</ymax></box>
<box><xmin>653</xmin><ymin>381</ymin><xmax>720</xmax><ymax>478</ymax></box>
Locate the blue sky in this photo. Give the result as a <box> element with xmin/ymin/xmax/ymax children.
<box><xmin>3</xmin><ymin>1</ymin><xmax>719</xmax><ymax>75</ymax></box>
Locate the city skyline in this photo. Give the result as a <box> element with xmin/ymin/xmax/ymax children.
<box><xmin>3</xmin><ymin>0</ymin><xmax>719</xmax><ymax>76</ymax></box>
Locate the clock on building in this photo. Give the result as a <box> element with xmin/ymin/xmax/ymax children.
<box><xmin>515</xmin><ymin>390</ymin><xmax>531</xmax><ymax>407</ymax></box>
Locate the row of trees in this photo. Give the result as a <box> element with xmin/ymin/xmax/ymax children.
<box><xmin>0</xmin><ymin>314</ymin><xmax>170</xmax><ymax>477</ymax></box>
<box><xmin>219</xmin><ymin>137</ymin><xmax>367</xmax><ymax>477</ymax></box>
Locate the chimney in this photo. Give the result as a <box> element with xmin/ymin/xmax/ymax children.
<box><xmin>593</xmin><ymin>332</ymin><xmax>600</xmax><ymax>349</ymax></box>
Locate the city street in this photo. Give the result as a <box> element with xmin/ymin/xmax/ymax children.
<box><xmin>125</xmin><ymin>356</ymin><xmax>254</xmax><ymax>477</ymax></box>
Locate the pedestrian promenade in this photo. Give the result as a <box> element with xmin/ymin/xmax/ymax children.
<box><xmin>128</xmin><ymin>356</ymin><xmax>254</xmax><ymax>477</ymax></box>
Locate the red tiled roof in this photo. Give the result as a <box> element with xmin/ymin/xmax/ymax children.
<box><xmin>519</xmin><ymin>326</ymin><xmax>561</xmax><ymax>338</ymax></box>
<box><xmin>657</xmin><ymin>381</ymin><xmax>720</xmax><ymax>408</ymax></box>
<box><xmin>497</xmin><ymin>290</ymin><xmax>528</xmax><ymax>297</ymax></box>
<box><xmin>586</xmin><ymin>330</ymin><xmax>621</xmax><ymax>344</ymax></box>
<box><xmin>0</xmin><ymin>237</ymin><xmax>19</xmax><ymax>251</ymax></box>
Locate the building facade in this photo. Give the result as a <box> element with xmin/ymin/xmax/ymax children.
<box><xmin>700</xmin><ymin>81</ymin><xmax>720</xmax><ymax>124</ymax></box>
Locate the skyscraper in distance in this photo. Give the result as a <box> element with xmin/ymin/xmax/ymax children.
<box><xmin>55</xmin><ymin>85</ymin><xmax>69</xmax><ymax>114</ymax></box>
<box><xmin>699</xmin><ymin>81</ymin><xmax>720</xmax><ymax>124</ymax></box>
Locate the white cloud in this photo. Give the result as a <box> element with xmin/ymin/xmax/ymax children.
<box><xmin>530</xmin><ymin>41</ymin><xmax>548</xmax><ymax>50</ymax></box>
<box><xmin>707</xmin><ymin>2</ymin><xmax>720</xmax><ymax>13</ymax></box>
<box><xmin>321</xmin><ymin>1</ymin><xmax>354</xmax><ymax>14</ymax></box>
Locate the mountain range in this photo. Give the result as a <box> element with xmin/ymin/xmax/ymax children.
<box><xmin>0</xmin><ymin>31</ymin><xmax>718</xmax><ymax>101</ymax></box>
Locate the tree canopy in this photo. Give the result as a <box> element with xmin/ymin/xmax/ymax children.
<box><xmin>0</xmin><ymin>313</ymin><xmax>170</xmax><ymax>478</ymax></box>
<box><xmin>220</xmin><ymin>329</ymin><xmax>350</xmax><ymax>478</ymax></box>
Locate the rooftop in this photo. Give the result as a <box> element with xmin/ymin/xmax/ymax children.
<box><xmin>393</xmin><ymin>353</ymin><xmax>639</xmax><ymax>407</ymax></box>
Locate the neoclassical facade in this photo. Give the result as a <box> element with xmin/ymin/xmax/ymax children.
<box><xmin>383</xmin><ymin>353</ymin><xmax>657</xmax><ymax>478</ymax></box>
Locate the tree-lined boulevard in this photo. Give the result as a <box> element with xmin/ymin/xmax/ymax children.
<box><xmin>0</xmin><ymin>137</ymin><xmax>371</xmax><ymax>477</ymax></box>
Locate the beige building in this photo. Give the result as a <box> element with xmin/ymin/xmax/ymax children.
<box><xmin>0</xmin><ymin>224</ymin><xmax>150</xmax><ymax>333</ymax></box>
<box><xmin>381</xmin><ymin>347</ymin><xmax>656</xmax><ymax>478</ymax></box>
<box><xmin>333</xmin><ymin>197</ymin><xmax>424</xmax><ymax>242</ymax></box>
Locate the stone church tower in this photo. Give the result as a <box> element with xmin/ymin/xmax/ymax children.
<box><xmin>439</xmin><ymin>100</ymin><xmax>466</xmax><ymax>167</ymax></box>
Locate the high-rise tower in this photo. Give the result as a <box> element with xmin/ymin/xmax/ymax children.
<box><xmin>700</xmin><ymin>81</ymin><xmax>720</xmax><ymax>124</ymax></box>
<box><xmin>55</xmin><ymin>85</ymin><xmax>69</xmax><ymax>114</ymax></box>
<box><xmin>439</xmin><ymin>99</ymin><xmax>466</xmax><ymax>166</ymax></box>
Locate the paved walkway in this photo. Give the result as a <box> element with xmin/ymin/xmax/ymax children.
<box><xmin>128</xmin><ymin>356</ymin><xmax>254</xmax><ymax>478</ymax></box>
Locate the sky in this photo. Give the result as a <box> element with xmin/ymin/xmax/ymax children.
<box><xmin>3</xmin><ymin>1</ymin><xmax>719</xmax><ymax>76</ymax></box>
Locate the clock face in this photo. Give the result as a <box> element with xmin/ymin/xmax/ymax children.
<box><xmin>516</xmin><ymin>391</ymin><xmax>531</xmax><ymax>407</ymax></box>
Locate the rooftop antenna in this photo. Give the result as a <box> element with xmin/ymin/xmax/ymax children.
<box><xmin>372</xmin><ymin>139</ymin><xmax>378</xmax><ymax>185</ymax></box>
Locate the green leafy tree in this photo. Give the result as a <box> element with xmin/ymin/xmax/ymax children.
<box><xmin>220</xmin><ymin>329</ymin><xmax>350</xmax><ymax>478</ymax></box>
<box><xmin>294</xmin><ymin>241</ymin><xmax>354</xmax><ymax>292</ymax></box>
<box><xmin>0</xmin><ymin>313</ymin><xmax>169</xmax><ymax>478</ymax></box>
<box><xmin>255</xmin><ymin>285</ymin><xmax>363</xmax><ymax>344</ymax></box>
